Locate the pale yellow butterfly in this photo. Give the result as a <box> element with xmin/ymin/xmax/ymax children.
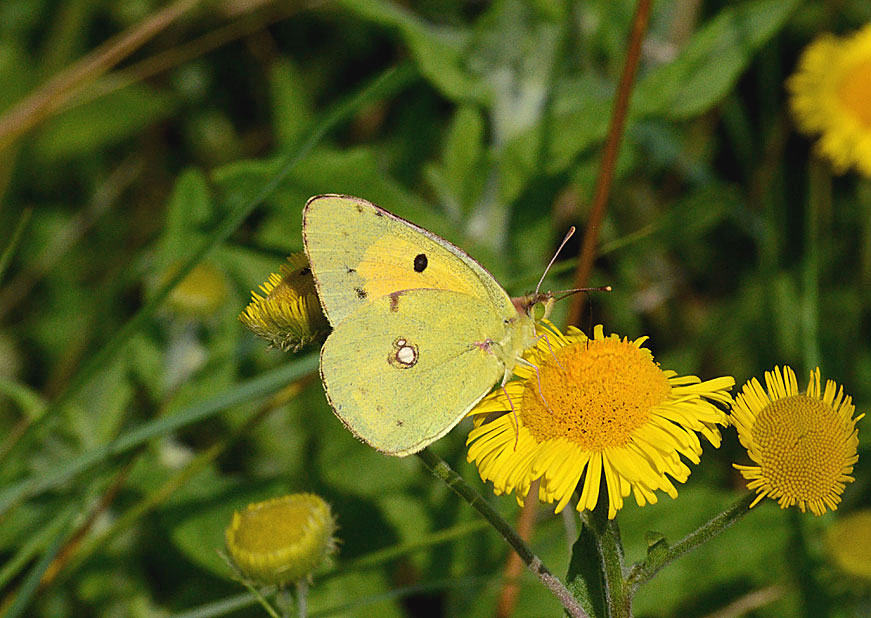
<box><xmin>303</xmin><ymin>194</ymin><xmax>556</xmax><ymax>456</ymax></box>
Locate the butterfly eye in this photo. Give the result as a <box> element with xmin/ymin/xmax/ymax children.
<box><xmin>413</xmin><ymin>253</ymin><xmax>428</xmax><ymax>273</ymax></box>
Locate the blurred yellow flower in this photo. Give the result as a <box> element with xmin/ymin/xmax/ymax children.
<box><xmin>239</xmin><ymin>253</ymin><xmax>328</xmax><ymax>351</ymax></box>
<box><xmin>466</xmin><ymin>324</ymin><xmax>733</xmax><ymax>519</ymax></box>
<box><xmin>788</xmin><ymin>24</ymin><xmax>871</xmax><ymax>176</ymax></box>
<box><xmin>731</xmin><ymin>366</ymin><xmax>863</xmax><ymax>516</ymax></box>
<box><xmin>826</xmin><ymin>509</ymin><xmax>871</xmax><ymax>580</ymax></box>
<box><xmin>165</xmin><ymin>262</ymin><xmax>228</xmax><ymax>318</ymax></box>
<box><xmin>225</xmin><ymin>493</ymin><xmax>337</xmax><ymax>586</ymax></box>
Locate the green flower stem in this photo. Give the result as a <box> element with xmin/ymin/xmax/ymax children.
<box><xmin>860</xmin><ymin>180</ymin><xmax>871</xmax><ymax>287</ymax></box>
<box><xmin>572</xmin><ymin>494</ymin><xmax>629</xmax><ymax>618</ymax></box>
<box><xmin>803</xmin><ymin>156</ymin><xmax>828</xmax><ymax>370</ymax></box>
<box><xmin>416</xmin><ymin>448</ymin><xmax>588</xmax><ymax>618</ymax></box>
<box><xmin>296</xmin><ymin>580</ymin><xmax>308</xmax><ymax>618</ymax></box>
<box><xmin>626</xmin><ymin>493</ymin><xmax>755</xmax><ymax>593</ymax></box>
<box><xmin>243</xmin><ymin>580</ymin><xmax>280</xmax><ymax>618</ymax></box>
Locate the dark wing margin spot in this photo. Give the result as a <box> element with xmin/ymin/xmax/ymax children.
<box><xmin>346</xmin><ymin>267</ymin><xmax>356</xmax><ymax>274</ymax></box>
<box><xmin>355</xmin><ymin>287</ymin><xmax>367</xmax><ymax>299</ymax></box>
<box><xmin>413</xmin><ymin>253</ymin><xmax>428</xmax><ymax>273</ymax></box>
<box><xmin>389</xmin><ymin>291</ymin><xmax>401</xmax><ymax>312</ymax></box>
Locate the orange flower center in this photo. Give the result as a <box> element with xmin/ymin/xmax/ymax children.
<box><xmin>520</xmin><ymin>337</ymin><xmax>671</xmax><ymax>450</ymax></box>
<box><xmin>838</xmin><ymin>60</ymin><xmax>871</xmax><ymax>128</ymax></box>
<box><xmin>752</xmin><ymin>394</ymin><xmax>846</xmax><ymax>501</ymax></box>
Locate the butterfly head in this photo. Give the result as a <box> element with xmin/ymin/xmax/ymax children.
<box><xmin>513</xmin><ymin>291</ymin><xmax>556</xmax><ymax>323</ymax></box>
<box><xmin>514</xmin><ymin>286</ymin><xmax>612</xmax><ymax>323</ymax></box>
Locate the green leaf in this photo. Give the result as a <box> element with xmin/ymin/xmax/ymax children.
<box><xmin>621</xmin><ymin>487</ymin><xmax>792</xmax><ymax>616</ymax></box>
<box><xmin>212</xmin><ymin>146</ymin><xmax>444</xmax><ymax>250</ymax></box>
<box><xmin>0</xmin><ymin>377</ymin><xmax>46</xmax><ymax>421</ymax></box>
<box><xmin>566</xmin><ymin>521</ymin><xmax>607</xmax><ymax>618</ymax></box>
<box><xmin>425</xmin><ymin>105</ymin><xmax>487</xmax><ymax>216</ymax></box>
<box><xmin>157</xmin><ymin>168</ymin><xmax>213</xmax><ymax>267</ymax></box>
<box><xmin>0</xmin><ymin>41</ymin><xmax>34</xmax><ymax>113</ymax></box>
<box><xmin>633</xmin><ymin>0</ymin><xmax>800</xmax><ymax>119</ymax></box>
<box><xmin>0</xmin><ymin>355</ymin><xmax>318</xmax><ymax>517</ymax></box>
<box><xmin>32</xmin><ymin>82</ymin><xmax>176</xmax><ymax>161</ymax></box>
<box><xmin>499</xmin><ymin>77</ymin><xmax>612</xmax><ymax>203</ymax></box>
<box><xmin>269</xmin><ymin>58</ymin><xmax>313</xmax><ymax>149</ymax></box>
<box><xmin>338</xmin><ymin>0</ymin><xmax>484</xmax><ymax>103</ymax></box>
<box><xmin>466</xmin><ymin>0</ymin><xmax>562</xmax><ymax>142</ymax></box>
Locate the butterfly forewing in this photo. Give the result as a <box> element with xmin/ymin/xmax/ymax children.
<box><xmin>302</xmin><ymin>194</ymin><xmax>516</xmax><ymax>326</ymax></box>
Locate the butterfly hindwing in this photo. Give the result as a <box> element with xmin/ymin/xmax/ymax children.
<box><xmin>319</xmin><ymin>289</ymin><xmax>510</xmax><ymax>456</ymax></box>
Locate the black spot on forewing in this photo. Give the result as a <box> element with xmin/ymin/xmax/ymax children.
<box><xmin>396</xmin><ymin>420</ymin><xmax>404</xmax><ymax>427</ymax></box>
<box><xmin>346</xmin><ymin>267</ymin><xmax>356</xmax><ymax>274</ymax></box>
<box><xmin>355</xmin><ymin>287</ymin><xmax>367</xmax><ymax>299</ymax></box>
<box><xmin>413</xmin><ymin>253</ymin><xmax>428</xmax><ymax>273</ymax></box>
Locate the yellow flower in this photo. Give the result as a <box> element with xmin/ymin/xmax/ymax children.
<box><xmin>225</xmin><ymin>493</ymin><xmax>337</xmax><ymax>586</ymax></box>
<box><xmin>466</xmin><ymin>324</ymin><xmax>734</xmax><ymax>519</ymax></box>
<box><xmin>164</xmin><ymin>262</ymin><xmax>228</xmax><ymax>318</ymax></box>
<box><xmin>239</xmin><ymin>253</ymin><xmax>329</xmax><ymax>351</ymax></box>
<box><xmin>731</xmin><ymin>366</ymin><xmax>863</xmax><ymax>516</ymax></box>
<box><xmin>787</xmin><ymin>24</ymin><xmax>871</xmax><ymax>176</ymax></box>
<box><xmin>825</xmin><ymin>509</ymin><xmax>871</xmax><ymax>580</ymax></box>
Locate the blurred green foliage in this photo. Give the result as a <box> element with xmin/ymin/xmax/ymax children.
<box><xmin>0</xmin><ymin>0</ymin><xmax>869</xmax><ymax>616</ymax></box>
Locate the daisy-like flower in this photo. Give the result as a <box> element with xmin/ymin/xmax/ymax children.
<box><xmin>225</xmin><ymin>493</ymin><xmax>338</xmax><ymax>586</ymax></box>
<box><xmin>466</xmin><ymin>324</ymin><xmax>734</xmax><ymax>519</ymax></box>
<box><xmin>787</xmin><ymin>24</ymin><xmax>871</xmax><ymax>176</ymax></box>
<box><xmin>239</xmin><ymin>253</ymin><xmax>329</xmax><ymax>351</ymax></box>
<box><xmin>731</xmin><ymin>366</ymin><xmax>863</xmax><ymax>516</ymax></box>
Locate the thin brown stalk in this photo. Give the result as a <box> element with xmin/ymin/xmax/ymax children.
<box><xmin>73</xmin><ymin>1</ymin><xmax>317</xmax><ymax>110</ymax></box>
<box><xmin>0</xmin><ymin>0</ymin><xmax>204</xmax><ymax>153</ymax></box>
<box><xmin>495</xmin><ymin>480</ymin><xmax>539</xmax><ymax>618</ymax></box>
<box><xmin>39</xmin><ymin>460</ymin><xmax>136</xmax><ymax>587</ymax></box>
<box><xmin>567</xmin><ymin>0</ymin><xmax>653</xmax><ymax>326</ymax></box>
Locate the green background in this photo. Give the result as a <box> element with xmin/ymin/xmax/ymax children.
<box><xmin>0</xmin><ymin>0</ymin><xmax>869</xmax><ymax>616</ymax></box>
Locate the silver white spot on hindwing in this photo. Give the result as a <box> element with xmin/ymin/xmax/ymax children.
<box><xmin>388</xmin><ymin>337</ymin><xmax>418</xmax><ymax>369</ymax></box>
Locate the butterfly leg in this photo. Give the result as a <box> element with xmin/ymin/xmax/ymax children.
<box><xmin>515</xmin><ymin>357</ymin><xmax>555</xmax><ymax>415</ymax></box>
<box><xmin>536</xmin><ymin>331</ymin><xmax>565</xmax><ymax>371</ymax></box>
<box><xmin>500</xmin><ymin>384</ymin><xmax>521</xmax><ymax>451</ymax></box>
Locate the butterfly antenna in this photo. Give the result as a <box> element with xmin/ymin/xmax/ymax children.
<box><xmin>535</xmin><ymin>226</ymin><xmax>576</xmax><ymax>296</ymax></box>
<box><xmin>552</xmin><ymin>285</ymin><xmax>612</xmax><ymax>302</ymax></box>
